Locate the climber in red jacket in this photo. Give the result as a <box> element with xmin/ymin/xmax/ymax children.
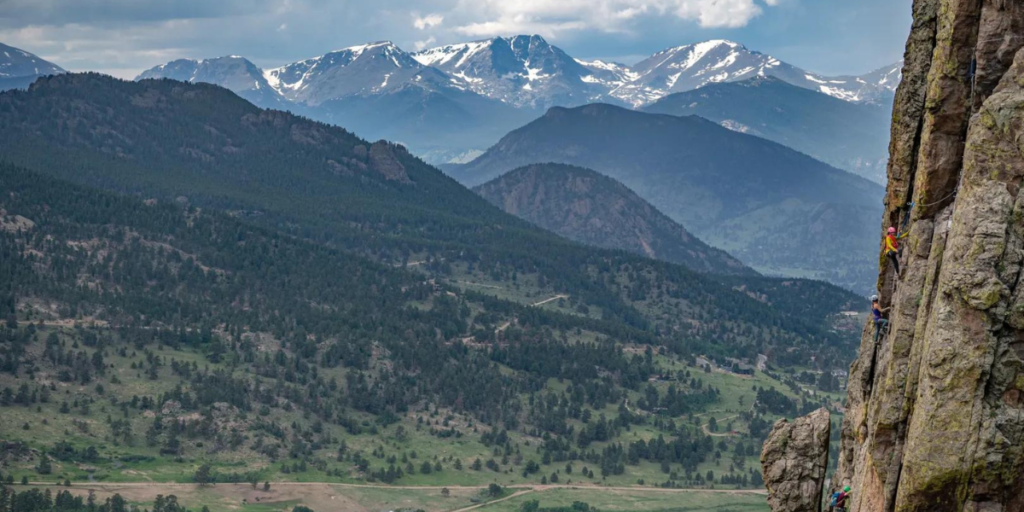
<box><xmin>885</xmin><ymin>227</ymin><xmax>908</xmax><ymax>277</ymax></box>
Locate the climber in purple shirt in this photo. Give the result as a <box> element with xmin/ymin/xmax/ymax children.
<box><xmin>871</xmin><ymin>295</ymin><xmax>889</xmax><ymax>343</ymax></box>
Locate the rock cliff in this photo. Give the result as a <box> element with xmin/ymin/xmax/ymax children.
<box><xmin>761</xmin><ymin>408</ymin><xmax>832</xmax><ymax>512</ymax></box>
<box><xmin>765</xmin><ymin>1</ymin><xmax>1024</xmax><ymax>512</ymax></box>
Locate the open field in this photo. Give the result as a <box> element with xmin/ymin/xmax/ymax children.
<box><xmin>15</xmin><ymin>482</ymin><xmax>768</xmax><ymax>512</ymax></box>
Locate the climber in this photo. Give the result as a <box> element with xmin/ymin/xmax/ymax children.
<box><xmin>884</xmin><ymin>226</ymin><xmax>908</xmax><ymax>277</ymax></box>
<box><xmin>871</xmin><ymin>295</ymin><xmax>889</xmax><ymax>343</ymax></box>
<box><xmin>835</xmin><ymin>486</ymin><xmax>851</xmax><ymax>512</ymax></box>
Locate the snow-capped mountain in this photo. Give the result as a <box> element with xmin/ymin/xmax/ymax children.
<box><xmin>816</xmin><ymin>62</ymin><xmax>903</xmax><ymax>103</ymax></box>
<box><xmin>412</xmin><ymin>37</ymin><xmax>901</xmax><ymax>108</ymax></box>
<box><xmin>136</xmin><ymin>55</ymin><xmax>286</xmax><ymax>108</ymax></box>
<box><xmin>135</xmin><ymin>37</ymin><xmax>900</xmax><ymax>164</ymax></box>
<box><xmin>605</xmin><ymin>40</ymin><xmax>900</xmax><ymax>107</ymax></box>
<box><xmin>0</xmin><ymin>42</ymin><xmax>65</xmax><ymax>91</ymax></box>
<box><xmin>412</xmin><ymin>35</ymin><xmax>614</xmax><ymax>109</ymax></box>
<box><xmin>136</xmin><ymin>41</ymin><xmax>533</xmax><ymax>163</ymax></box>
<box><xmin>265</xmin><ymin>41</ymin><xmax>457</xmax><ymax>105</ymax></box>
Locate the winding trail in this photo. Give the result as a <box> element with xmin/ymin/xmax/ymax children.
<box><xmin>532</xmin><ymin>294</ymin><xmax>569</xmax><ymax>307</ymax></box>
<box><xmin>702</xmin><ymin>415</ymin><xmax>740</xmax><ymax>437</ymax></box>
<box><xmin>452</xmin><ymin>489</ymin><xmax>537</xmax><ymax>512</ymax></box>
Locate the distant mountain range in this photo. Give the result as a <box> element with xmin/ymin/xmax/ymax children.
<box><xmin>592</xmin><ymin>40</ymin><xmax>900</xmax><ymax>108</ymax></box>
<box><xmin>135</xmin><ymin>42</ymin><xmax>535</xmax><ymax>163</ymax></box>
<box><xmin>642</xmin><ymin>76</ymin><xmax>892</xmax><ymax>183</ymax></box>
<box><xmin>0</xmin><ymin>42</ymin><xmax>64</xmax><ymax>91</ymax></box>
<box><xmin>448</xmin><ymin>103</ymin><xmax>884</xmax><ymax>294</ymax></box>
<box><xmin>411</xmin><ymin>37</ymin><xmax>899</xmax><ymax>108</ymax></box>
<box><xmin>474</xmin><ymin>163</ymin><xmax>755</xmax><ymax>275</ymax></box>
<box><xmin>122</xmin><ymin>35</ymin><xmax>899</xmax><ymax>164</ymax></box>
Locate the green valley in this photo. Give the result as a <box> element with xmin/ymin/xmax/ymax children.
<box><xmin>0</xmin><ymin>74</ymin><xmax>857</xmax><ymax>512</ymax></box>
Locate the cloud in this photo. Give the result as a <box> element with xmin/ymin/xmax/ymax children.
<box><xmin>672</xmin><ymin>0</ymin><xmax>766</xmax><ymax>28</ymax></box>
<box><xmin>0</xmin><ymin>0</ymin><xmax>831</xmax><ymax>82</ymax></box>
<box><xmin>449</xmin><ymin>0</ymin><xmax>780</xmax><ymax>38</ymax></box>
<box><xmin>455</xmin><ymin>20</ymin><xmax>588</xmax><ymax>38</ymax></box>
<box><xmin>413</xmin><ymin>13</ymin><xmax>444</xmax><ymax>30</ymax></box>
<box><xmin>414</xmin><ymin>36</ymin><xmax>437</xmax><ymax>51</ymax></box>
<box><xmin>0</xmin><ymin>0</ymin><xmax>284</xmax><ymax>26</ymax></box>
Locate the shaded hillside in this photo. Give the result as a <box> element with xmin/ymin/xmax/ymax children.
<box><xmin>473</xmin><ymin>163</ymin><xmax>753</xmax><ymax>275</ymax></box>
<box><xmin>449</xmin><ymin>103</ymin><xmax>884</xmax><ymax>293</ymax></box>
<box><xmin>642</xmin><ymin>77</ymin><xmax>892</xmax><ymax>183</ymax></box>
<box><xmin>0</xmin><ymin>73</ymin><xmax>862</xmax><ymax>369</ymax></box>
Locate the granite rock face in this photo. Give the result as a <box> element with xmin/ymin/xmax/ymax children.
<box><xmin>766</xmin><ymin>2</ymin><xmax>1024</xmax><ymax>511</ymax></box>
<box><xmin>761</xmin><ymin>408</ymin><xmax>832</xmax><ymax>512</ymax></box>
<box><xmin>831</xmin><ymin>1</ymin><xmax>1024</xmax><ymax>512</ymax></box>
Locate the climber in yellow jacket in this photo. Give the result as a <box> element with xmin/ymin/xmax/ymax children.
<box><xmin>885</xmin><ymin>227</ymin><xmax>908</xmax><ymax>277</ymax></box>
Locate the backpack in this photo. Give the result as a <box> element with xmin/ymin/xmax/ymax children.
<box><xmin>830</xmin><ymin>492</ymin><xmax>841</xmax><ymax>507</ymax></box>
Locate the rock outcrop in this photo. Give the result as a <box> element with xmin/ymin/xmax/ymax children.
<box><xmin>761</xmin><ymin>408</ymin><xmax>832</xmax><ymax>512</ymax></box>
<box><xmin>368</xmin><ymin>141</ymin><xmax>412</xmax><ymax>183</ymax></box>
<box><xmin>764</xmin><ymin>2</ymin><xmax>1024</xmax><ymax>512</ymax></box>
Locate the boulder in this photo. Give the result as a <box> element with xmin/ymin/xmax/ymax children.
<box><xmin>761</xmin><ymin>408</ymin><xmax>831</xmax><ymax>512</ymax></box>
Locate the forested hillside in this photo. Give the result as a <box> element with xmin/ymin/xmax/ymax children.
<box><xmin>473</xmin><ymin>163</ymin><xmax>753</xmax><ymax>275</ymax></box>
<box><xmin>0</xmin><ymin>162</ymin><xmax>848</xmax><ymax>495</ymax></box>
<box><xmin>0</xmin><ymin>74</ymin><xmax>860</xmax><ymax>504</ymax></box>
<box><xmin>0</xmin><ymin>73</ymin><xmax>859</xmax><ymax>364</ymax></box>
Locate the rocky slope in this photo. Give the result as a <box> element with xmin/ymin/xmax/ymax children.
<box><xmin>767</xmin><ymin>1</ymin><xmax>1024</xmax><ymax>511</ymax></box>
<box><xmin>473</xmin><ymin>163</ymin><xmax>754</xmax><ymax>275</ymax></box>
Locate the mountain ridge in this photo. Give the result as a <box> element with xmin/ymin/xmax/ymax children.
<box><xmin>448</xmin><ymin>102</ymin><xmax>884</xmax><ymax>293</ymax></box>
<box><xmin>642</xmin><ymin>76</ymin><xmax>893</xmax><ymax>183</ymax></box>
<box><xmin>129</xmin><ymin>36</ymin><xmax>900</xmax><ymax>162</ymax></box>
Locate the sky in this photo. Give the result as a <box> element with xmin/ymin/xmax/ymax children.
<box><xmin>0</xmin><ymin>0</ymin><xmax>913</xmax><ymax>79</ymax></box>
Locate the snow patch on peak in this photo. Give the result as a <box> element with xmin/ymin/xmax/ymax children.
<box><xmin>413</xmin><ymin>40</ymin><xmax>490</xmax><ymax>68</ymax></box>
<box><xmin>263</xmin><ymin>68</ymin><xmax>281</xmax><ymax>89</ymax></box>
